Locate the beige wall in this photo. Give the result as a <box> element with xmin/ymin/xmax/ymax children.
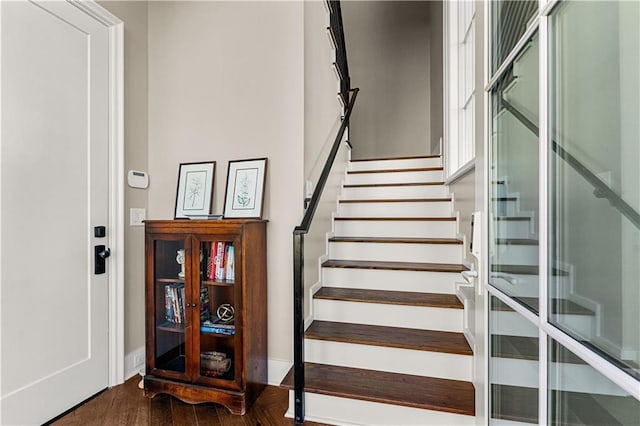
<box><xmin>304</xmin><ymin>0</ymin><xmax>343</xmax><ymax>180</ymax></box>
<box><xmin>342</xmin><ymin>1</ymin><xmax>434</xmax><ymax>159</ymax></box>
<box><xmin>429</xmin><ymin>1</ymin><xmax>443</xmax><ymax>154</ymax></box>
<box><xmin>302</xmin><ymin>0</ymin><xmax>348</xmax><ymax>317</ymax></box>
<box><xmin>147</xmin><ymin>1</ymin><xmax>304</xmax><ymax>366</ymax></box>
<box><xmin>99</xmin><ymin>1</ymin><xmax>149</xmax><ymax>357</ymax></box>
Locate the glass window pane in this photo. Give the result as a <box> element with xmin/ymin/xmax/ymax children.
<box><xmin>550</xmin><ymin>0</ymin><xmax>640</xmax><ymax>378</ymax></box>
<box><xmin>491</xmin><ymin>0</ymin><xmax>538</xmax><ymax>74</ymax></box>
<box><xmin>549</xmin><ymin>339</ymin><xmax>640</xmax><ymax>425</ymax></box>
<box><xmin>490</xmin><ymin>34</ymin><xmax>539</xmax><ymax>313</ymax></box>
<box><xmin>490</xmin><ymin>296</ymin><xmax>539</xmax><ymax>424</ymax></box>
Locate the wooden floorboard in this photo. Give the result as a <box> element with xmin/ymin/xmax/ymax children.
<box><xmin>306</xmin><ymin>321</ymin><xmax>472</xmax><ymax>355</ymax></box>
<box><xmin>322</xmin><ymin>259</ymin><xmax>468</xmax><ymax>273</ymax></box>
<box><xmin>314</xmin><ymin>287</ymin><xmax>464</xmax><ymax>309</ymax></box>
<box><xmin>329</xmin><ymin>236</ymin><xmax>462</xmax><ymax>244</ymax></box>
<box><xmin>51</xmin><ymin>377</ymin><xmax>326</xmax><ymax>426</ymax></box>
<box><xmin>281</xmin><ymin>363</ymin><xmax>475</xmax><ymax>416</ymax></box>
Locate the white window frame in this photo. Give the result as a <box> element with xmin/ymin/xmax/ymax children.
<box><xmin>444</xmin><ymin>0</ymin><xmax>476</xmax><ymax>182</ymax></box>
<box><xmin>485</xmin><ymin>0</ymin><xmax>640</xmax><ymax>423</ymax></box>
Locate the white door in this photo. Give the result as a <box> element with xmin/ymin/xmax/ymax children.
<box><xmin>1</xmin><ymin>1</ymin><xmax>111</xmax><ymax>424</ymax></box>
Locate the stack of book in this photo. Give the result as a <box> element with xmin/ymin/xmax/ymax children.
<box><xmin>164</xmin><ymin>283</ymin><xmax>185</xmax><ymax>324</ymax></box>
<box><xmin>206</xmin><ymin>242</ymin><xmax>235</xmax><ymax>282</ymax></box>
<box><xmin>201</xmin><ymin>317</ymin><xmax>236</xmax><ymax>335</ymax></box>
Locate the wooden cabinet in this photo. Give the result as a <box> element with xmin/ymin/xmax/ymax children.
<box><xmin>144</xmin><ymin>220</ymin><xmax>267</xmax><ymax>415</ymax></box>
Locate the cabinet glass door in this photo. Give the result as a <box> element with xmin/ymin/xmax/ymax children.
<box><xmin>152</xmin><ymin>238</ymin><xmax>189</xmax><ymax>375</ymax></box>
<box><xmin>196</xmin><ymin>236</ymin><xmax>240</xmax><ymax>388</ymax></box>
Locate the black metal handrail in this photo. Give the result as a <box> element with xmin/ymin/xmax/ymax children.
<box><xmin>501</xmin><ymin>98</ymin><xmax>640</xmax><ymax>230</ymax></box>
<box><xmin>292</xmin><ymin>88</ymin><xmax>358</xmax><ymax>425</ymax></box>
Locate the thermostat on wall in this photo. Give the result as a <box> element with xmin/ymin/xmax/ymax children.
<box><xmin>127</xmin><ymin>170</ymin><xmax>149</xmax><ymax>189</ymax></box>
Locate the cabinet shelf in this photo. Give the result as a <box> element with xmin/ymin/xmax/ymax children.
<box><xmin>156</xmin><ymin>278</ymin><xmax>185</xmax><ymax>284</ymax></box>
<box><xmin>157</xmin><ymin>322</ymin><xmax>186</xmax><ymax>333</ymax></box>
<box><xmin>201</xmin><ymin>279</ymin><xmax>235</xmax><ymax>287</ymax></box>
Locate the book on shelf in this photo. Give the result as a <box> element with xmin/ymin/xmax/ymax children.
<box><xmin>164</xmin><ymin>283</ymin><xmax>186</xmax><ymax>324</ymax></box>
<box><xmin>201</xmin><ymin>318</ymin><xmax>235</xmax><ymax>335</ymax></box>
<box><xmin>205</xmin><ymin>241</ymin><xmax>235</xmax><ymax>282</ymax></box>
<box><xmin>214</xmin><ymin>241</ymin><xmax>227</xmax><ymax>281</ymax></box>
<box><xmin>225</xmin><ymin>245</ymin><xmax>235</xmax><ymax>282</ymax></box>
<box><xmin>200</xmin><ymin>286</ymin><xmax>210</xmax><ymax>321</ymax></box>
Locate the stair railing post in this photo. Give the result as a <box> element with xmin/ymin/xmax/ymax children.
<box><xmin>293</xmin><ymin>231</ymin><xmax>305</xmax><ymax>425</ymax></box>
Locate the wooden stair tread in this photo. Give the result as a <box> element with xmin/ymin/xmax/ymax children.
<box><xmin>281</xmin><ymin>363</ymin><xmax>475</xmax><ymax>416</ymax></box>
<box><xmin>348</xmin><ymin>167</ymin><xmax>443</xmax><ymax>174</ymax></box>
<box><xmin>334</xmin><ymin>216</ymin><xmax>456</xmax><ymax>221</ymax></box>
<box><xmin>494</xmin><ymin>216</ymin><xmax>531</xmax><ymax>221</ymax></box>
<box><xmin>491</xmin><ymin>335</ymin><xmax>585</xmax><ymax>364</ymax></box>
<box><xmin>344</xmin><ymin>182</ymin><xmax>445</xmax><ymax>188</ymax></box>
<box><xmin>306</xmin><ymin>320</ymin><xmax>471</xmax><ymax>355</ymax></box>
<box><xmin>491</xmin><ymin>264</ymin><xmax>569</xmax><ymax>276</ymax></box>
<box><xmin>350</xmin><ymin>155</ymin><xmax>440</xmax><ymax>162</ymax></box>
<box><xmin>314</xmin><ymin>287</ymin><xmax>464</xmax><ymax>308</ymax></box>
<box><xmin>495</xmin><ymin>238</ymin><xmax>539</xmax><ymax>245</ymax></box>
<box><xmin>328</xmin><ymin>236</ymin><xmax>462</xmax><ymax>245</ymax></box>
<box><xmin>491</xmin><ymin>296</ymin><xmax>594</xmax><ymax>316</ymax></box>
<box><xmin>339</xmin><ymin>197</ymin><xmax>451</xmax><ymax>203</ymax></box>
<box><xmin>323</xmin><ymin>259</ymin><xmax>468</xmax><ymax>273</ymax></box>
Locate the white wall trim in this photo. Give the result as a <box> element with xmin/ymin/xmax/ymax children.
<box><xmin>445</xmin><ymin>159</ymin><xmax>475</xmax><ymax>186</ymax></box>
<box><xmin>268</xmin><ymin>359</ymin><xmax>292</xmax><ymax>386</ymax></box>
<box><xmin>124</xmin><ymin>346</ymin><xmax>145</xmax><ymax>381</ymax></box>
<box><xmin>71</xmin><ymin>0</ymin><xmax>126</xmax><ymax>387</ymax></box>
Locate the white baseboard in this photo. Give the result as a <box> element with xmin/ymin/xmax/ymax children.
<box><xmin>124</xmin><ymin>346</ymin><xmax>145</xmax><ymax>380</ymax></box>
<box><xmin>268</xmin><ymin>358</ymin><xmax>293</xmax><ymax>386</ymax></box>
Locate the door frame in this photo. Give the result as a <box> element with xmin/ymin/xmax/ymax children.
<box><xmin>66</xmin><ymin>0</ymin><xmax>126</xmax><ymax>387</ymax></box>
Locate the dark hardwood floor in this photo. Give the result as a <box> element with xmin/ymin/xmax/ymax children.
<box><xmin>51</xmin><ymin>377</ymin><xmax>328</xmax><ymax>426</ymax></box>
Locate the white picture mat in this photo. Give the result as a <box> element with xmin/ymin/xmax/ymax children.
<box><xmin>224</xmin><ymin>159</ymin><xmax>266</xmax><ymax>218</ymax></box>
<box><xmin>175</xmin><ymin>162</ymin><xmax>215</xmax><ymax>218</ymax></box>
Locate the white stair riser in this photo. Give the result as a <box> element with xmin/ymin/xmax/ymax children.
<box><xmin>348</xmin><ymin>157</ymin><xmax>442</xmax><ymax>171</ymax></box>
<box><xmin>335</xmin><ymin>219</ymin><xmax>457</xmax><ymax>238</ymax></box>
<box><xmin>492</xmin><ymin>244</ymin><xmax>538</xmax><ymax>266</ymax></box>
<box><xmin>287</xmin><ymin>392</ymin><xmax>475</xmax><ymax>426</ymax></box>
<box><xmin>322</xmin><ymin>268</ymin><xmax>460</xmax><ymax>294</ymax></box>
<box><xmin>305</xmin><ymin>339</ymin><xmax>472</xmax><ymax>381</ymax></box>
<box><xmin>491</xmin><ymin>310</ymin><xmax>593</xmax><ymax>339</ymax></box>
<box><xmin>493</xmin><ymin>219</ymin><xmax>532</xmax><ymax>239</ymax></box>
<box><xmin>345</xmin><ymin>170</ymin><xmax>443</xmax><ymax>185</ymax></box>
<box><xmin>550</xmin><ymin>312</ymin><xmax>594</xmax><ymax>340</ymax></box>
<box><xmin>329</xmin><ymin>242</ymin><xmax>463</xmax><ymax>264</ymax></box>
<box><xmin>339</xmin><ymin>201</ymin><xmax>451</xmax><ymax>218</ymax></box>
<box><xmin>489</xmin><ymin>311</ymin><xmax>538</xmax><ymax>338</ymax></box>
<box><xmin>313</xmin><ymin>299</ymin><xmax>463</xmax><ymax>332</ymax></box>
<box><xmin>491</xmin><ymin>358</ymin><xmax>627</xmax><ymax>396</ymax></box>
<box><xmin>492</xmin><ymin>199</ymin><xmax>519</xmax><ymax>216</ymax></box>
<box><xmin>490</xmin><ymin>419</ymin><xmax>534</xmax><ymax>426</ymax></box>
<box><xmin>342</xmin><ymin>185</ymin><xmax>448</xmax><ymax>200</ymax></box>
<box><xmin>489</xmin><ymin>275</ymin><xmax>571</xmax><ymax>298</ymax></box>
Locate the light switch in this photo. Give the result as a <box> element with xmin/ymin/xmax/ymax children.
<box><xmin>130</xmin><ymin>208</ymin><xmax>146</xmax><ymax>226</ymax></box>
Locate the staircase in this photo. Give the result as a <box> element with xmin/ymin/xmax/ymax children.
<box><xmin>282</xmin><ymin>155</ymin><xmax>476</xmax><ymax>425</ymax></box>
